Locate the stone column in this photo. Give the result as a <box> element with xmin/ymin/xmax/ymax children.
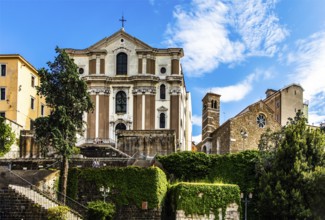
<box><xmin>170</xmin><ymin>88</ymin><xmax>180</xmax><ymax>139</ymax></box>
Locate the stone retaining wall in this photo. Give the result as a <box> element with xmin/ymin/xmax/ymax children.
<box><xmin>176</xmin><ymin>203</ymin><xmax>239</xmax><ymax>220</ymax></box>
<box><xmin>114</xmin><ymin>205</ymin><xmax>161</xmax><ymax>220</ymax></box>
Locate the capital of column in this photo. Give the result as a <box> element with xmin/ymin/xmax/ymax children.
<box><xmin>132</xmin><ymin>86</ymin><xmax>156</xmax><ymax>94</ymax></box>
<box><xmin>88</xmin><ymin>88</ymin><xmax>110</xmax><ymax>95</ymax></box>
<box><xmin>169</xmin><ymin>87</ymin><xmax>181</xmax><ymax>95</ymax></box>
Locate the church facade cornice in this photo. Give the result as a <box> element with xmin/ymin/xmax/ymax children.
<box><xmin>132</xmin><ymin>86</ymin><xmax>156</xmax><ymax>95</ymax></box>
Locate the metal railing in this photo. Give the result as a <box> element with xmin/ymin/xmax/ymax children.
<box><xmin>7</xmin><ymin>169</ymin><xmax>87</xmax><ymax>218</ymax></box>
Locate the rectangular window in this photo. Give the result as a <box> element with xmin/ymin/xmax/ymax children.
<box><xmin>41</xmin><ymin>104</ymin><xmax>45</xmax><ymax>116</ymax></box>
<box><xmin>0</xmin><ymin>112</ymin><xmax>5</xmax><ymax>118</ymax></box>
<box><xmin>0</xmin><ymin>88</ymin><xmax>5</xmax><ymax>100</ymax></box>
<box><xmin>31</xmin><ymin>97</ymin><xmax>35</xmax><ymax>109</ymax></box>
<box><xmin>31</xmin><ymin>76</ymin><xmax>35</xmax><ymax>87</ymax></box>
<box><xmin>1</xmin><ymin>64</ymin><xmax>6</xmax><ymax>76</ymax></box>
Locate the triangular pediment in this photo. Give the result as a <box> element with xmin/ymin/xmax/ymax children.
<box><xmin>157</xmin><ymin>106</ymin><xmax>168</xmax><ymax>112</ymax></box>
<box><xmin>89</xmin><ymin>29</ymin><xmax>153</xmax><ymax>50</ymax></box>
<box><xmin>65</xmin><ymin>29</ymin><xmax>184</xmax><ymax>57</ymax></box>
<box><xmin>65</xmin><ymin>29</ymin><xmax>154</xmax><ymax>55</ymax></box>
<box><xmin>236</xmin><ymin>100</ymin><xmax>274</xmax><ymax>118</ymax></box>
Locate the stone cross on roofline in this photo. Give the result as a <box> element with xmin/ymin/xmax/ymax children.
<box><xmin>119</xmin><ymin>15</ymin><xmax>127</xmax><ymax>28</ymax></box>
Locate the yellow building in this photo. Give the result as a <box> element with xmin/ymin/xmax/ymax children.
<box><xmin>0</xmin><ymin>54</ymin><xmax>49</xmax><ymax>130</ymax></box>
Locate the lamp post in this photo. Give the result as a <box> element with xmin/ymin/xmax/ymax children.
<box><xmin>240</xmin><ymin>130</ymin><xmax>248</xmax><ymax>151</ymax></box>
<box><xmin>99</xmin><ymin>186</ymin><xmax>110</xmax><ymax>203</ymax></box>
<box><xmin>241</xmin><ymin>192</ymin><xmax>253</xmax><ymax>220</ymax></box>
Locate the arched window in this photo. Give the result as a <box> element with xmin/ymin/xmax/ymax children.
<box><xmin>160</xmin><ymin>84</ymin><xmax>166</xmax><ymax>100</ymax></box>
<box><xmin>116</xmin><ymin>91</ymin><xmax>127</xmax><ymax>113</ymax></box>
<box><xmin>116</xmin><ymin>52</ymin><xmax>127</xmax><ymax>75</ymax></box>
<box><xmin>116</xmin><ymin>123</ymin><xmax>126</xmax><ymax>131</ymax></box>
<box><xmin>202</xmin><ymin>145</ymin><xmax>207</xmax><ymax>154</ymax></box>
<box><xmin>159</xmin><ymin>113</ymin><xmax>166</xmax><ymax>128</ymax></box>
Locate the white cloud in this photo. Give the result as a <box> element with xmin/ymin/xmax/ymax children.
<box><xmin>210</xmin><ymin>81</ymin><xmax>252</xmax><ymax>102</ymax></box>
<box><xmin>308</xmin><ymin>111</ymin><xmax>325</xmax><ymax>126</ymax></box>
<box><xmin>200</xmin><ymin>68</ymin><xmax>274</xmax><ymax>102</ymax></box>
<box><xmin>192</xmin><ymin>115</ymin><xmax>202</xmax><ymax>126</ymax></box>
<box><xmin>192</xmin><ymin>134</ymin><xmax>202</xmax><ymax>144</ymax></box>
<box><xmin>164</xmin><ymin>0</ymin><xmax>288</xmax><ymax>76</ymax></box>
<box><xmin>288</xmin><ymin>32</ymin><xmax>325</xmax><ymax>101</ymax></box>
<box><xmin>286</xmin><ymin>31</ymin><xmax>325</xmax><ymax>125</ymax></box>
<box><xmin>229</xmin><ymin>0</ymin><xmax>289</xmax><ymax>56</ymax></box>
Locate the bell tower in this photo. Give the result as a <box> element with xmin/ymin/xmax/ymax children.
<box><xmin>201</xmin><ymin>93</ymin><xmax>221</xmax><ymax>142</ymax></box>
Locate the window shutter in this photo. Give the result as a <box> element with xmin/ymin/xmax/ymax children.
<box><xmin>100</xmin><ymin>59</ymin><xmax>105</xmax><ymax>74</ymax></box>
<box><xmin>171</xmin><ymin>59</ymin><xmax>179</xmax><ymax>75</ymax></box>
<box><xmin>89</xmin><ymin>59</ymin><xmax>96</xmax><ymax>74</ymax></box>
<box><xmin>138</xmin><ymin>59</ymin><xmax>142</xmax><ymax>74</ymax></box>
<box><xmin>152</xmin><ymin>59</ymin><xmax>156</xmax><ymax>74</ymax></box>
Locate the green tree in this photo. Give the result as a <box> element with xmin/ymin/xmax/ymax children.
<box><xmin>304</xmin><ymin>166</ymin><xmax>325</xmax><ymax>218</ymax></box>
<box><xmin>34</xmin><ymin>47</ymin><xmax>93</xmax><ymax>203</ymax></box>
<box><xmin>256</xmin><ymin>111</ymin><xmax>325</xmax><ymax>219</ymax></box>
<box><xmin>0</xmin><ymin>116</ymin><xmax>15</xmax><ymax>157</ymax></box>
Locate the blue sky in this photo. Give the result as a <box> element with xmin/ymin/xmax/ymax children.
<box><xmin>1</xmin><ymin>0</ymin><xmax>325</xmax><ymax>143</ymax></box>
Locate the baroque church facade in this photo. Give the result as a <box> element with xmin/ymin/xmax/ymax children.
<box><xmin>198</xmin><ymin>84</ymin><xmax>307</xmax><ymax>154</ymax></box>
<box><xmin>65</xmin><ymin>29</ymin><xmax>192</xmax><ymax>156</ymax></box>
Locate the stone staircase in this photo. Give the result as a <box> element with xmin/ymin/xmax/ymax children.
<box><xmin>0</xmin><ymin>187</ymin><xmax>46</xmax><ymax>220</ymax></box>
<box><xmin>8</xmin><ymin>184</ymin><xmax>83</xmax><ymax>220</ymax></box>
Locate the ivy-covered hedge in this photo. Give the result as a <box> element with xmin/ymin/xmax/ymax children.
<box><xmin>67</xmin><ymin>166</ymin><xmax>167</xmax><ymax>209</ymax></box>
<box><xmin>209</xmin><ymin>151</ymin><xmax>259</xmax><ymax>193</ymax></box>
<box><xmin>158</xmin><ymin>151</ymin><xmax>211</xmax><ymax>181</ymax></box>
<box><xmin>157</xmin><ymin>150</ymin><xmax>260</xmax><ymax>192</ymax></box>
<box><xmin>168</xmin><ymin>182</ymin><xmax>240</xmax><ymax>218</ymax></box>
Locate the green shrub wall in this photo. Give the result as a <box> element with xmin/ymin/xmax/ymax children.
<box><xmin>157</xmin><ymin>150</ymin><xmax>260</xmax><ymax>192</ymax></box>
<box><xmin>67</xmin><ymin>166</ymin><xmax>168</xmax><ymax>209</ymax></box>
<box><xmin>168</xmin><ymin>182</ymin><xmax>240</xmax><ymax>218</ymax></box>
<box><xmin>209</xmin><ymin>151</ymin><xmax>259</xmax><ymax>193</ymax></box>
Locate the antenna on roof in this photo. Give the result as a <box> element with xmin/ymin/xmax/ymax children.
<box><xmin>119</xmin><ymin>15</ymin><xmax>127</xmax><ymax>30</ymax></box>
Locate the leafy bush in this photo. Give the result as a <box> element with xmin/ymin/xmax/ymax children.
<box><xmin>87</xmin><ymin>200</ymin><xmax>115</xmax><ymax>220</ymax></box>
<box><xmin>47</xmin><ymin>206</ymin><xmax>70</xmax><ymax>220</ymax></box>
<box><xmin>0</xmin><ymin>117</ymin><xmax>15</xmax><ymax>157</ymax></box>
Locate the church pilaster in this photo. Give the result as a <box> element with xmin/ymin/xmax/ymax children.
<box><xmin>96</xmin><ymin>56</ymin><xmax>100</xmax><ymax>75</ymax></box>
<box><xmin>95</xmin><ymin>94</ymin><xmax>99</xmax><ymax>137</ymax></box>
<box><xmin>132</xmin><ymin>87</ymin><xmax>156</xmax><ymax>130</ymax></box>
<box><xmin>170</xmin><ymin>88</ymin><xmax>181</xmax><ymax>140</ymax></box>
<box><xmin>88</xmin><ymin>88</ymin><xmax>110</xmax><ymax>139</ymax></box>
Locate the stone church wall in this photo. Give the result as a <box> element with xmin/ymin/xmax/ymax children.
<box><xmin>211</xmin><ymin>121</ymin><xmax>231</xmax><ymax>154</ymax></box>
<box><xmin>229</xmin><ymin>103</ymin><xmax>280</xmax><ymax>153</ymax></box>
<box><xmin>117</xmin><ymin>130</ymin><xmax>176</xmax><ymax>157</ymax></box>
<box><xmin>211</xmin><ymin>101</ymin><xmax>280</xmax><ymax>154</ymax></box>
